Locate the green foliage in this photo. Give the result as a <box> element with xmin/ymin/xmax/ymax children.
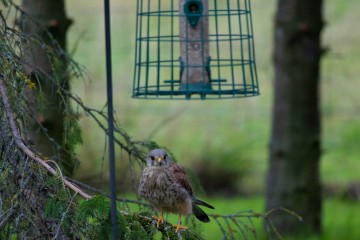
<box><xmin>1</xmin><ymin>0</ymin><xmax>9</xmax><ymax>7</ymax></box>
<box><xmin>75</xmin><ymin>195</ymin><xmax>112</xmax><ymax>239</ymax></box>
<box><xmin>124</xmin><ymin>211</ymin><xmax>157</xmax><ymax>240</ymax></box>
<box><xmin>76</xmin><ymin>195</ymin><xmax>110</xmax><ymax>221</ymax></box>
<box><xmin>64</xmin><ymin>114</ymin><xmax>83</xmax><ymax>150</ymax></box>
<box><xmin>45</xmin><ymin>197</ymin><xmax>67</xmax><ymax>219</ymax></box>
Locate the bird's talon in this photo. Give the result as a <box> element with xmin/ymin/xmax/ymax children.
<box><xmin>153</xmin><ymin>214</ymin><xmax>164</xmax><ymax>228</ymax></box>
<box><xmin>174</xmin><ymin>224</ymin><xmax>187</xmax><ymax>233</ymax></box>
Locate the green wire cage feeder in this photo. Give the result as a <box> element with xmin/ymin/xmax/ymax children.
<box><xmin>133</xmin><ymin>0</ymin><xmax>259</xmax><ymax>99</ymax></box>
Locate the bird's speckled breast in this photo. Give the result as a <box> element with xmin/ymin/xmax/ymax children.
<box><xmin>138</xmin><ymin>166</ymin><xmax>191</xmax><ymax>214</ymax></box>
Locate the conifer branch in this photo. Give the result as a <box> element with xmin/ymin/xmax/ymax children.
<box><xmin>0</xmin><ymin>75</ymin><xmax>91</xmax><ymax>200</ymax></box>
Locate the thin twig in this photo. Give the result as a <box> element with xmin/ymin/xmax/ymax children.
<box><xmin>64</xmin><ymin>176</ymin><xmax>150</xmax><ymax>207</ymax></box>
<box><xmin>0</xmin><ymin>75</ymin><xmax>91</xmax><ymax>200</ymax></box>
<box><xmin>53</xmin><ymin>192</ymin><xmax>78</xmax><ymax>239</ymax></box>
<box><xmin>146</xmin><ymin>107</ymin><xmax>186</xmax><ymax>140</ymax></box>
<box><xmin>0</xmin><ymin>208</ymin><xmax>15</xmax><ymax>228</ymax></box>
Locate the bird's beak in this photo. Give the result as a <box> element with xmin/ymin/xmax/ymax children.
<box><xmin>156</xmin><ymin>157</ymin><xmax>163</xmax><ymax>163</ymax></box>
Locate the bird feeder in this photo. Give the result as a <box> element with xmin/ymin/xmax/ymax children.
<box><xmin>133</xmin><ymin>0</ymin><xmax>259</xmax><ymax>99</ymax></box>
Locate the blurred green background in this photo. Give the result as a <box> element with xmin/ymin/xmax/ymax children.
<box><xmin>65</xmin><ymin>0</ymin><xmax>360</xmax><ymax>239</ymax></box>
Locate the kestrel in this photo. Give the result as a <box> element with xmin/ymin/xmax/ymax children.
<box><xmin>138</xmin><ymin>149</ymin><xmax>214</xmax><ymax>233</ymax></box>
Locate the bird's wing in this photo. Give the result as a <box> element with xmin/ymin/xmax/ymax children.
<box><xmin>169</xmin><ymin>163</ymin><xmax>193</xmax><ymax>196</ymax></box>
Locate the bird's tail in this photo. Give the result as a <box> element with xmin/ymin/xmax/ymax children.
<box><xmin>192</xmin><ymin>202</ymin><xmax>210</xmax><ymax>222</ymax></box>
<box><xmin>192</xmin><ymin>196</ymin><xmax>215</xmax><ymax>209</ymax></box>
<box><xmin>192</xmin><ymin>196</ymin><xmax>215</xmax><ymax>222</ymax></box>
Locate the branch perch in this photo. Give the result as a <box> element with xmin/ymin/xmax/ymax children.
<box><xmin>0</xmin><ymin>74</ymin><xmax>91</xmax><ymax>200</ymax></box>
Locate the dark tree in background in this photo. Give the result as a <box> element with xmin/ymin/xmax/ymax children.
<box><xmin>266</xmin><ymin>0</ymin><xmax>323</xmax><ymax>236</ymax></box>
<box><xmin>21</xmin><ymin>0</ymin><xmax>77</xmax><ymax>175</ymax></box>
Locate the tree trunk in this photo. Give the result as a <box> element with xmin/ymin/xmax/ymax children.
<box><xmin>266</xmin><ymin>0</ymin><xmax>323</xmax><ymax>235</ymax></box>
<box><xmin>21</xmin><ymin>0</ymin><xmax>76</xmax><ymax>175</ymax></box>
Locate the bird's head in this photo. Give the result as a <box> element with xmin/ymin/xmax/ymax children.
<box><xmin>146</xmin><ymin>149</ymin><xmax>172</xmax><ymax>167</ymax></box>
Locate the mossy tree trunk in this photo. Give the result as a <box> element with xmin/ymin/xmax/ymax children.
<box><xmin>21</xmin><ymin>0</ymin><xmax>76</xmax><ymax>175</ymax></box>
<box><xmin>265</xmin><ymin>0</ymin><xmax>323</xmax><ymax>235</ymax></box>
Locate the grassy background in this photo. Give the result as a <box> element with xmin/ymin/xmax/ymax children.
<box><xmin>64</xmin><ymin>0</ymin><xmax>360</xmax><ymax>239</ymax></box>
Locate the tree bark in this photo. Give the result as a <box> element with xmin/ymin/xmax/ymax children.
<box><xmin>21</xmin><ymin>0</ymin><xmax>76</xmax><ymax>175</ymax></box>
<box><xmin>266</xmin><ymin>0</ymin><xmax>323</xmax><ymax>235</ymax></box>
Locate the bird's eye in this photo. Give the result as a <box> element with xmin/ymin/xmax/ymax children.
<box><xmin>150</xmin><ymin>156</ymin><xmax>155</xmax><ymax>160</ymax></box>
<box><xmin>163</xmin><ymin>154</ymin><xmax>167</xmax><ymax>160</ymax></box>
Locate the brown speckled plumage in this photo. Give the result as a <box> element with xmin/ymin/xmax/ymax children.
<box><xmin>138</xmin><ymin>149</ymin><xmax>214</xmax><ymax>232</ymax></box>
